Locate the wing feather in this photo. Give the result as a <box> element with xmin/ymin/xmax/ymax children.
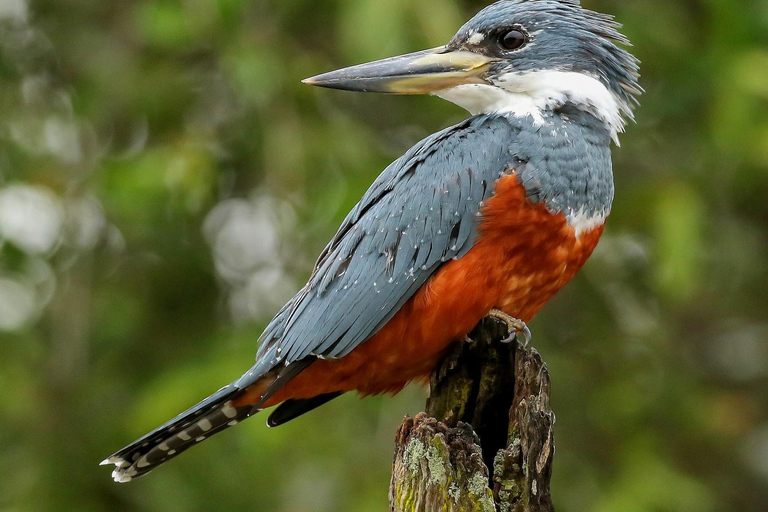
<box><xmin>237</xmin><ymin>114</ymin><xmax>519</xmax><ymax>391</ymax></box>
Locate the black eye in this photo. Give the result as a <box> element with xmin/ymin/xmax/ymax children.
<box><xmin>499</xmin><ymin>29</ymin><xmax>526</xmax><ymax>51</ymax></box>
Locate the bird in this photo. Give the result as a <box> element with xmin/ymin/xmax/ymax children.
<box><xmin>102</xmin><ymin>0</ymin><xmax>640</xmax><ymax>483</ymax></box>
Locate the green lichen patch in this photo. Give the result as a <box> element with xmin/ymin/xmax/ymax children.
<box><xmin>467</xmin><ymin>473</ymin><xmax>496</xmax><ymax>512</ymax></box>
<box><xmin>403</xmin><ymin>438</ymin><xmax>427</xmax><ymax>474</ymax></box>
<box><xmin>448</xmin><ymin>482</ymin><xmax>461</xmax><ymax>503</ymax></box>
<box><xmin>426</xmin><ymin>435</ymin><xmax>448</xmax><ymax>486</ymax></box>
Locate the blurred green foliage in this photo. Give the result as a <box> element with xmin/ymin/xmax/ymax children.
<box><xmin>1</xmin><ymin>0</ymin><xmax>767</xmax><ymax>511</ymax></box>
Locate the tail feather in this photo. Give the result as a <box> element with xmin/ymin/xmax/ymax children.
<box><xmin>101</xmin><ymin>384</ymin><xmax>257</xmax><ymax>483</ymax></box>
<box><xmin>267</xmin><ymin>392</ymin><xmax>342</xmax><ymax>427</ymax></box>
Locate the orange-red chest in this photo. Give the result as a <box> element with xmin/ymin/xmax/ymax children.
<box><xmin>471</xmin><ymin>172</ymin><xmax>605</xmax><ymax>322</ymax></box>
<box><xmin>395</xmin><ymin>172</ymin><xmax>604</xmax><ymax>357</ymax></box>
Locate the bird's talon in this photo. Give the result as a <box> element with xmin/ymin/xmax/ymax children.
<box><xmin>487</xmin><ymin>309</ymin><xmax>531</xmax><ymax>347</ymax></box>
<box><xmin>518</xmin><ymin>324</ymin><xmax>532</xmax><ymax>348</ymax></box>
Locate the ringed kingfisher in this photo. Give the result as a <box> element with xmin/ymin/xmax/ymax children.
<box><xmin>103</xmin><ymin>0</ymin><xmax>640</xmax><ymax>482</ymax></box>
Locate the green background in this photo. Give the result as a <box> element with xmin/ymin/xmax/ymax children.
<box><xmin>1</xmin><ymin>0</ymin><xmax>767</xmax><ymax>510</ymax></box>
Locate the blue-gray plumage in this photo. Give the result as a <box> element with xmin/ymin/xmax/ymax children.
<box><xmin>103</xmin><ymin>0</ymin><xmax>640</xmax><ymax>483</ymax></box>
<box><xmin>245</xmin><ymin>116</ymin><xmax>519</xmax><ymax>375</ymax></box>
<box><xmin>242</xmin><ymin>107</ymin><xmax>614</xmax><ymax>388</ymax></box>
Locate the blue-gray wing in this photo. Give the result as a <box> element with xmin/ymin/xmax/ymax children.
<box><xmin>236</xmin><ymin>114</ymin><xmax>520</xmax><ymax>388</ymax></box>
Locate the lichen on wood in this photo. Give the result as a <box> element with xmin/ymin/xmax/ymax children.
<box><xmin>389</xmin><ymin>317</ymin><xmax>556</xmax><ymax>512</ymax></box>
<box><xmin>389</xmin><ymin>414</ymin><xmax>496</xmax><ymax>512</ymax></box>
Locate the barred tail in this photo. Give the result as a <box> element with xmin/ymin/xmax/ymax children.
<box><xmin>101</xmin><ymin>384</ymin><xmax>258</xmax><ymax>483</ymax></box>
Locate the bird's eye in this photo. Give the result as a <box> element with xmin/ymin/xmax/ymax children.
<box><xmin>499</xmin><ymin>29</ymin><xmax>526</xmax><ymax>51</ymax></box>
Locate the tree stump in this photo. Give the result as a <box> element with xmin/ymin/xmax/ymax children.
<box><xmin>389</xmin><ymin>317</ymin><xmax>556</xmax><ymax>512</ymax></box>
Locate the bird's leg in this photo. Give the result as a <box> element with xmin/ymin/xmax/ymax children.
<box><xmin>487</xmin><ymin>309</ymin><xmax>531</xmax><ymax>347</ymax></box>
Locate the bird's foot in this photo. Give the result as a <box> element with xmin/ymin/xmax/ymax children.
<box><xmin>487</xmin><ymin>309</ymin><xmax>531</xmax><ymax>347</ymax></box>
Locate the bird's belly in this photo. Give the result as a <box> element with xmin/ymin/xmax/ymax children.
<box><xmin>263</xmin><ymin>175</ymin><xmax>604</xmax><ymax>403</ymax></box>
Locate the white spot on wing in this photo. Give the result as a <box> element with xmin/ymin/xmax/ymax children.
<box><xmin>198</xmin><ymin>418</ymin><xmax>213</xmax><ymax>431</ymax></box>
<box><xmin>222</xmin><ymin>401</ymin><xmax>238</xmax><ymax>419</ymax></box>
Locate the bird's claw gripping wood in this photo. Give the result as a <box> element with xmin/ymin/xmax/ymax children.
<box><xmin>487</xmin><ymin>309</ymin><xmax>531</xmax><ymax>346</ymax></box>
<box><xmin>392</xmin><ymin>321</ymin><xmax>555</xmax><ymax>512</ymax></box>
<box><xmin>463</xmin><ymin>310</ymin><xmax>531</xmax><ymax>347</ymax></box>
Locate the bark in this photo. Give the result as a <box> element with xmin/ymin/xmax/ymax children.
<box><xmin>389</xmin><ymin>317</ymin><xmax>556</xmax><ymax>512</ymax></box>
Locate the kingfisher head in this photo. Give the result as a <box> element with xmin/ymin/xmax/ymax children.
<box><xmin>304</xmin><ymin>0</ymin><xmax>641</xmax><ymax>142</ymax></box>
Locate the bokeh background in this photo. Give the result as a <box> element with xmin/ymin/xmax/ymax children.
<box><xmin>1</xmin><ymin>0</ymin><xmax>767</xmax><ymax>510</ymax></box>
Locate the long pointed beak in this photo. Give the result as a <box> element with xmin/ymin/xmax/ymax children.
<box><xmin>302</xmin><ymin>46</ymin><xmax>498</xmax><ymax>94</ymax></box>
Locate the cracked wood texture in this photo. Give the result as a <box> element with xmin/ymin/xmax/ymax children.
<box><xmin>389</xmin><ymin>317</ymin><xmax>556</xmax><ymax>512</ymax></box>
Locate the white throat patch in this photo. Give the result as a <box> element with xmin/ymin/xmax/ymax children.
<box><xmin>434</xmin><ymin>70</ymin><xmax>630</xmax><ymax>144</ymax></box>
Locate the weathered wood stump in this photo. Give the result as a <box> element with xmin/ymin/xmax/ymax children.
<box><xmin>389</xmin><ymin>317</ymin><xmax>556</xmax><ymax>512</ymax></box>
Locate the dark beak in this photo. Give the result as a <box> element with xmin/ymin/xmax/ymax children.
<box><xmin>302</xmin><ymin>46</ymin><xmax>499</xmax><ymax>94</ymax></box>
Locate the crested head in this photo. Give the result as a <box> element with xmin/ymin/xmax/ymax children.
<box><xmin>439</xmin><ymin>0</ymin><xmax>641</xmax><ymax>141</ymax></box>
<box><xmin>304</xmin><ymin>0</ymin><xmax>641</xmax><ymax>143</ymax></box>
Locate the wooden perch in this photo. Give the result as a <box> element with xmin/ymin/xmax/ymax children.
<box><xmin>389</xmin><ymin>317</ymin><xmax>556</xmax><ymax>512</ymax></box>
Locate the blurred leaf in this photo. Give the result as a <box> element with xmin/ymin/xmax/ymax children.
<box><xmin>136</xmin><ymin>1</ymin><xmax>192</xmax><ymax>49</ymax></box>
<box><xmin>653</xmin><ymin>182</ymin><xmax>705</xmax><ymax>303</ymax></box>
